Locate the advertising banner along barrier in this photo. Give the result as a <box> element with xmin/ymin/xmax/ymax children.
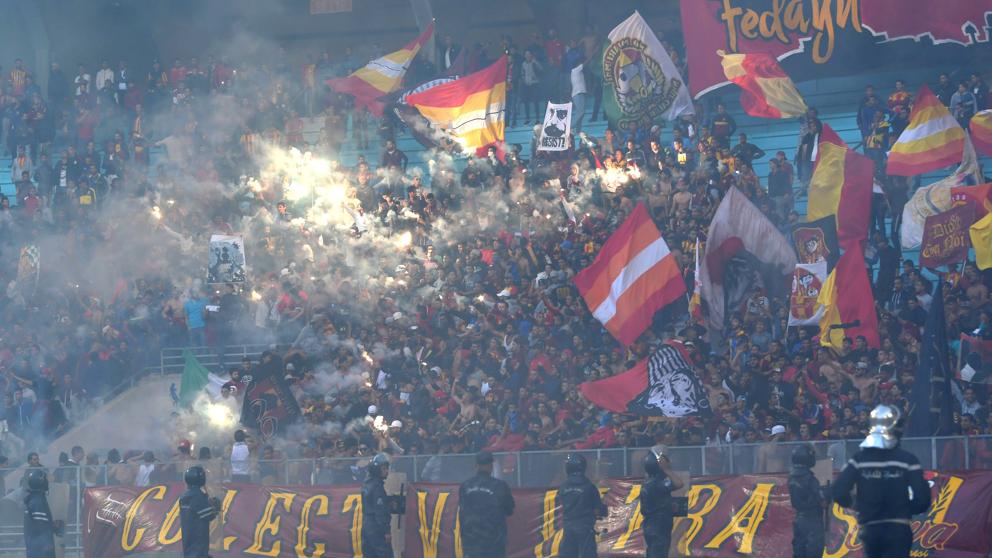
<box><xmin>83</xmin><ymin>470</ymin><xmax>992</xmax><ymax>557</ymax></box>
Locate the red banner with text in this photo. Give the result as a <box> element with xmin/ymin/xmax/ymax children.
<box><xmin>679</xmin><ymin>1</ymin><xmax>992</xmax><ymax>96</ymax></box>
<box><xmin>83</xmin><ymin>471</ymin><xmax>992</xmax><ymax>558</ymax></box>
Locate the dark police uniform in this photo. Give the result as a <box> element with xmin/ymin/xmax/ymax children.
<box><xmin>639</xmin><ymin>472</ymin><xmax>675</xmax><ymax>558</ymax></box>
<box><xmin>458</xmin><ymin>472</ymin><xmax>516</xmax><ymax>558</ymax></box>
<box><xmin>24</xmin><ymin>491</ymin><xmax>56</xmax><ymax>558</ymax></box>
<box><xmin>361</xmin><ymin>474</ymin><xmax>393</xmax><ymax>558</ymax></box>
<box><xmin>832</xmin><ymin>447</ymin><xmax>931</xmax><ymax>558</ymax></box>
<box><xmin>788</xmin><ymin>465</ymin><xmax>824</xmax><ymax>558</ymax></box>
<box><xmin>557</xmin><ymin>471</ymin><xmax>607</xmax><ymax>558</ymax></box>
<box><xmin>179</xmin><ymin>487</ymin><xmax>218</xmax><ymax>558</ymax></box>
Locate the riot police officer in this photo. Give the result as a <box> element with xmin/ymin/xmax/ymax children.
<box><xmin>179</xmin><ymin>465</ymin><xmax>220</xmax><ymax>558</ymax></box>
<box><xmin>639</xmin><ymin>448</ymin><xmax>684</xmax><ymax>558</ymax></box>
<box><xmin>833</xmin><ymin>405</ymin><xmax>931</xmax><ymax>558</ymax></box>
<box><xmin>556</xmin><ymin>453</ymin><xmax>607</xmax><ymax>558</ymax></box>
<box><xmin>788</xmin><ymin>444</ymin><xmax>825</xmax><ymax>558</ymax></box>
<box><xmin>361</xmin><ymin>453</ymin><xmax>393</xmax><ymax>558</ymax></box>
<box><xmin>458</xmin><ymin>451</ymin><xmax>515</xmax><ymax>558</ymax></box>
<box><xmin>24</xmin><ymin>470</ymin><xmax>59</xmax><ymax>558</ymax></box>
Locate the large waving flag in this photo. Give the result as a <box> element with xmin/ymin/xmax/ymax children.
<box><xmin>807</xmin><ymin>140</ymin><xmax>874</xmax><ymax>249</ymax></box>
<box><xmin>899</xmin><ymin>135</ymin><xmax>982</xmax><ymax>249</ymax></box>
<box><xmin>579</xmin><ymin>341</ymin><xmax>710</xmax><ymax>417</ymax></box>
<box><xmin>817</xmin><ymin>244</ymin><xmax>880</xmax><ymax>351</ymax></box>
<box><xmin>700</xmin><ymin>187</ymin><xmax>797</xmax><ymax>347</ymax></box>
<box><xmin>887</xmin><ymin>84</ymin><xmax>967</xmax><ymax>176</ymax></box>
<box><xmin>719</xmin><ymin>51</ymin><xmax>807</xmax><ymax>119</ymax></box>
<box><xmin>970</xmin><ymin>109</ymin><xmax>992</xmax><ymax>157</ymax></box>
<box><xmin>327</xmin><ymin>23</ymin><xmax>434</xmax><ymax>116</ymax></box>
<box><xmin>573</xmin><ymin>203</ymin><xmax>685</xmax><ymax>346</ymax></box>
<box><xmin>405</xmin><ymin>56</ymin><xmax>507</xmax><ymax>152</ymax></box>
<box><xmin>602</xmin><ymin>11</ymin><xmax>694</xmax><ymax>129</ymax></box>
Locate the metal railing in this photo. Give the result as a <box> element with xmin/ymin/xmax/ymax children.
<box><xmin>0</xmin><ymin>435</ymin><xmax>987</xmax><ymax>556</ymax></box>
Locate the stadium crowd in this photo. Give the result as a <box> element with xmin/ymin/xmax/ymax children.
<box><xmin>0</xmin><ymin>22</ymin><xmax>989</xmax><ymax>486</ymax></box>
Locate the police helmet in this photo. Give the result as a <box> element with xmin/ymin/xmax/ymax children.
<box><xmin>184</xmin><ymin>465</ymin><xmax>207</xmax><ymax>487</ymax></box>
<box><xmin>27</xmin><ymin>470</ymin><xmax>48</xmax><ymax>493</ymax></box>
<box><xmin>565</xmin><ymin>453</ymin><xmax>587</xmax><ymax>475</ymax></box>
<box><xmin>369</xmin><ymin>453</ymin><xmax>390</xmax><ymax>478</ymax></box>
<box><xmin>791</xmin><ymin>444</ymin><xmax>816</xmax><ymax>468</ymax></box>
<box><xmin>861</xmin><ymin>404</ymin><xmax>903</xmax><ymax>449</ymax></box>
<box><xmin>642</xmin><ymin>453</ymin><xmax>662</xmax><ymax>477</ymax></box>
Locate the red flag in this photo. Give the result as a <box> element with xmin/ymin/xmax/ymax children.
<box><xmin>952</xmin><ymin>183</ymin><xmax>992</xmax><ymax>218</ymax></box>
<box><xmin>573</xmin><ymin>203</ymin><xmax>685</xmax><ymax>346</ymax></box>
<box><xmin>579</xmin><ymin>342</ymin><xmax>710</xmax><ymax>417</ymax></box>
<box><xmin>719</xmin><ymin>51</ymin><xmax>807</xmax><ymax>119</ymax></box>
<box><xmin>819</xmin><ymin>123</ymin><xmax>846</xmax><ymax>148</ymax></box>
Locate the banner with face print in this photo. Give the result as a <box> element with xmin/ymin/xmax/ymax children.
<box><xmin>538</xmin><ymin>101</ymin><xmax>573</xmax><ymax>152</ymax></box>
<box><xmin>207</xmin><ymin>234</ymin><xmax>247</xmax><ymax>283</ymax></box>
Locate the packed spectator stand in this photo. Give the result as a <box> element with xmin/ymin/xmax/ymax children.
<box><xmin>0</xmin><ymin>20</ymin><xmax>988</xmax><ymax>505</ymax></box>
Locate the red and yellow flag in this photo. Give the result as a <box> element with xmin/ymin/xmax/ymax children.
<box><xmin>970</xmin><ymin>109</ymin><xmax>992</xmax><ymax>158</ymax></box>
<box><xmin>327</xmin><ymin>23</ymin><xmax>433</xmax><ymax>116</ymax></box>
<box><xmin>951</xmin><ymin>183</ymin><xmax>992</xmax><ymax>218</ymax></box>
<box><xmin>405</xmin><ymin>55</ymin><xmax>507</xmax><ymax>152</ymax></box>
<box><xmin>887</xmin><ymin>85</ymin><xmax>966</xmax><ymax>176</ymax></box>
<box><xmin>807</xmin><ymin>140</ymin><xmax>874</xmax><ymax>249</ymax></box>
<box><xmin>817</xmin><ymin>244</ymin><xmax>880</xmax><ymax>350</ymax></box>
<box><xmin>719</xmin><ymin>51</ymin><xmax>807</xmax><ymax>119</ymax></box>
<box><xmin>573</xmin><ymin>203</ymin><xmax>685</xmax><ymax>346</ymax></box>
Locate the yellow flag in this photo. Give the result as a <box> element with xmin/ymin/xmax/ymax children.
<box><xmin>971</xmin><ymin>212</ymin><xmax>992</xmax><ymax>270</ymax></box>
<box><xmin>816</xmin><ymin>266</ymin><xmax>843</xmax><ymax>349</ymax></box>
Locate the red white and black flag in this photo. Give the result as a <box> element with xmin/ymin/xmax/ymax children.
<box><xmin>579</xmin><ymin>341</ymin><xmax>710</xmax><ymax>417</ymax></box>
<box><xmin>240</xmin><ymin>358</ymin><xmax>302</xmax><ymax>439</ymax></box>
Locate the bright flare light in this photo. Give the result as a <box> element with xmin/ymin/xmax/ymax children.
<box><xmin>205</xmin><ymin>402</ymin><xmax>236</xmax><ymax>428</ymax></box>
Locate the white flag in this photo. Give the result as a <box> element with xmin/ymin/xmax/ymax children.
<box><xmin>604</xmin><ymin>11</ymin><xmax>694</xmax><ymax>124</ymax></box>
<box><xmin>788</xmin><ymin>262</ymin><xmax>828</xmax><ymax>326</ymax></box>
<box><xmin>538</xmin><ymin>102</ymin><xmax>572</xmax><ymax>152</ymax></box>
<box><xmin>899</xmin><ymin>135</ymin><xmax>980</xmax><ymax>249</ymax></box>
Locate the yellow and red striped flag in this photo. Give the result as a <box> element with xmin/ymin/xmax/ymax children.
<box><xmin>327</xmin><ymin>23</ymin><xmax>433</xmax><ymax>116</ymax></box>
<box><xmin>573</xmin><ymin>203</ymin><xmax>685</xmax><ymax>346</ymax></box>
<box><xmin>405</xmin><ymin>55</ymin><xmax>507</xmax><ymax>152</ymax></box>
<box><xmin>719</xmin><ymin>51</ymin><xmax>807</xmax><ymax>119</ymax></box>
<box><xmin>887</xmin><ymin>84</ymin><xmax>966</xmax><ymax>176</ymax></box>
<box><xmin>970</xmin><ymin>109</ymin><xmax>992</xmax><ymax>158</ymax></box>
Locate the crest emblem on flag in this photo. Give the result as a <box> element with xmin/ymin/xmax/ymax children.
<box><xmin>628</xmin><ymin>343</ymin><xmax>710</xmax><ymax>417</ymax></box>
<box><xmin>604</xmin><ymin>39</ymin><xmax>682</xmax><ymax>127</ymax></box>
<box><xmin>789</xmin><ymin>262</ymin><xmax>827</xmax><ymax>325</ymax></box>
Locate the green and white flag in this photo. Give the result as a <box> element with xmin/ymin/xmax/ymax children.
<box><xmin>178</xmin><ymin>349</ymin><xmax>227</xmax><ymax>407</ymax></box>
<box><xmin>602</xmin><ymin>11</ymin><xmax>693</xmax><ymax>129</ymax></box>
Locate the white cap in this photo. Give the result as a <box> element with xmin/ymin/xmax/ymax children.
<box><xmin>390</xmin><ymin>420</ymin><xmax>403</xmax><ymax>429</ymax></box>
<box><xmin>770</xmin><ymin>425</ymin><xmax>786</xmax><ymax>436</ymax></box>
<box><xmin>367</xmin><ymin>405</ymin><xmax>377</xmax><ymax>415</ymax></box>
